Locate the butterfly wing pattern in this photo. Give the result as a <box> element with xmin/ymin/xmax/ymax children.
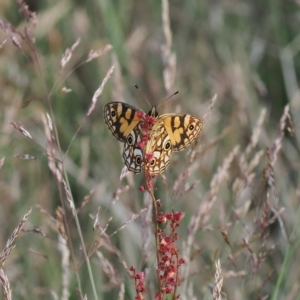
<box><xmin>104</xmin><ymin>102</ymin><xmax>203</xmax><ymax>175</ymax></box>
<box><xmin>145</xmin><ymin>114</ymin><xmax>203</xmax><ymax>174</ymax></box>
<box><xmin>104</xmin><ymin>102</ymin><xmax>145</xmax><ymax>173</ymax></box>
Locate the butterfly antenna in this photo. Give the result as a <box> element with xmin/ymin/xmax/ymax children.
<box><xmin>157</xmin><ymin>91</ymin><xmax>179</xmax><ymax>109</ymax></box>
<box><xmin>135</xmin><ymin>84</ymin><xmax>152</xmax><ymax>108</ymax></box>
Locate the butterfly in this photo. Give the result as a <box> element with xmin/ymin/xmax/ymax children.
<box><xmin>104</xmin><ymin>102</ymin><xmax>203</xmax><ymax>175</ymax></box>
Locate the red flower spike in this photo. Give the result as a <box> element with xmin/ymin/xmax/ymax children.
<box><xmin>136</xmin><ymin>272</ymin><xmax>145</xmax><ymax>280</ymax></box>
<box><xmin>174</xmin><ymin>211</ymin><xmax>184</xmax><ymax>222</ymax></box>
<box><xmin>146</xmin><ymin>116</ymin><xmax>156</xmax><ymax>124</ymax></box>
<box><xmin>164</xmin><ymin>237</ymin><xmax>171</xmax><ymax>243</ymax></box>
<box><xmin>162</xmin><ymin>255</ymin><xmax>169</xmax><ymax>262</ymax></box>
<box><xmin>165</xmin><ymin>212</ymin><xmax>173</xmax><ymax>220</ymax></box>
<box><xmin>157</xmin><ymin>212</ymin><xmax>167</xmax><ymax>223</ymax></box>
<box><xmin>179</xmin><ymin>258</ymin><xmax>185</xmax><ymax>265</ymax></box>
<box><xmin>137</xmin><ymin>111</ymin><xmax>146</xmax><ymax>118</ymax></box>
<box><xmin>155</xmin><ymin>294</ymin><xmax>162</xmax><ymax>300</ymax></box>
<box><xmin>166</xmin><ymin>272</ymin><xmax>175</xmax><ymax>281</ymax></box>
<box><xmin>139</xmin><ymin>186</ymin><xmax>145</xmax><ymax>191</ymax></box>
<box><xmin>165</xmin><ymin>285</ymin><xmax>173</xmax><ymax>294</ymax></box>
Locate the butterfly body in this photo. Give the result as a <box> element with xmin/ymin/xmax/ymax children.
<box><xmin>104</xmin><ymin>102</ymin><xmax>203</xmax><ymax>175</ymax></box>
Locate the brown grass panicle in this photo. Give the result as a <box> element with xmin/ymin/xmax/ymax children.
<box><xmin>0</xmin><ymin>209</ymin><xmax>32</xmax><ymax>300</ymax></box>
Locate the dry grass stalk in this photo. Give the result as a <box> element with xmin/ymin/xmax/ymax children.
<box><xmin>78</xmin><ymin>137</ymin><xmax>90</xmax><ymax>182</ymax></box>
<box><xmin>0</xmin><ymin>209</ymin><xmax>31</xmax><ymax>300</ymax></box>
<box><xmin>92</xmin><ymin>206</ymin><xmax>101</xmax><ymax>230</ymax></box>
<box><xmin>56</xmin><ymin>207</ymin><xmax>68</xmax><ymax>243</ymax></box>
<box><xmin>61</xmin><ymin>178</ymin><xmax>75</xmax><ymax>211</ymax></box>
<box><xmin>77</xmin><ymin>189</ymin><xmax>95</xmax><ymax>214</ymax></box>
<box><xmin>261</xmin><ymin>105</ymin><xmax>290</xmax><ymax>243</ymax></box>
<box><xmin>141</xmin><ymin>200</ymin><xmax>153</xmax><ymax>258</ymax></box>
<box><xmin>181</xmin><ymin>146</ymin><xmax>239</xmax><ymax>295</ymax></box>
<box><xmin>172</xmin><ymin>169</ymin><xmax>201</xmax><ymax>198</ymax></box>
<box><xmin>97</xmin><ymin>251</ymin><xmax>121</xmax><ymax>287</ymax></box>
<box><xmin>58</xmin><ymin>232</ymin><xmax>71</xmax><ymax>300</ymax></box>
<box><xmin>192</xmin><ymin>127</ymin><xmax>231</xmax><ymax>161</ymax></box>
<box><xmin>43</xmin><ymin>114</ymin><xmax>75</xmax><ymax>213</ymax></box>
<box><xmin>86</xmin><ymin>44</ymin><xmax>113</xmax><ymax>63</ymax></box>
<box><xmin>220</xmin><ymin>228</ymin><xmax>231</xmax><ymax>248</ymax></box>
<box><xmin>76</xmin><ymin>290</ymin><xmax>87</xmax><ymax>300</ymax></box>
<box><xmin>209</xmin><ymin>145</ymin><xmax>240</xmax><ymax>204</ymax></box>
<box><xmin>117</xmin><ymin>283</ymin><xmax>125</xmax><ymax>300</ymax></box>
<box><xmin>222</xmin><ymin>270</ymin><xmax>246</xmax><ymax>278</ymax></box>
<box><xmin>233</xmin><ymin>141</ymin><xmax>264</xmax><ymax>196</ymax></box>
<box><xmin>109</xmin><ymin>207</ymin><xmax>148</xmax><ymax>237</ymax></box>
<box><xmin>0</xmin><ymin>39</ymin><xmax>7</xmax><ymax>48</ymax></box>
<box><xmin>202</xmin><ymin>94</ymin><xmax>218</xmax><ymax>122</ymax></box>
<box><xmin>0</xmin><ymin>20</ymin><xmax>21</xmax><ymax>49</ymax></box>
<box><xmin>161</xmin><ymin>0</ymin><xmax>176</xmax><ymax>93</ymax></box>
<box><xmin>0</xmin><ymin>269</ymin><xmax>11</xmax><ymax>300</ymax></box>
<box><xmin>245</xmin><ymin>108</ymin><xmax>267</xmax><ymax>155</ymax></box>
<box><xmin>87</xmin><ymin>65</ymin><xmax>115</xmax><ymax>116</ymax></box>
<box><xmin>43</xmin><ymin>113</ymin><xmax>59</xmax><ymax>177</ymax></box>
<box><xmin>10</xmin><ymin>121</ymin><xmax>33</xmax><ymax>139</ymax></box>
<box><xmin>60</xmin><ymin>38</ymin><xmax>81</xmax><ymax>69</ymax></box>
<box><xmin>109</xmin><ymin>185</ymin><xmax>130</xmax><ymax>206</ymax></box>
<box><xmin>286</xmin><ymin>110</ymin><xmax>296</xmax><ymax>137</ymax></box>
<box><xmin>56</xmin><ymin>208</ymin><xmax>71</xmax><ymax>300</ymax></box>
<box><xmin>112</xmin><ymin>53</ymin><xmax>123</xmax><ymax>106</ymax></box>
<box><xmin>119</xmin><ymin>166</ymin><xmax>129</xmax><ymax>180</ymax></box>
<box><xmin>0</xmin><ymin>157</ymin><xmax>5</xmax><ymax>169</ymax></box>
<box><xmin>16</xmin><ymin>0</ymin><xmax>38</xmax><ymax>26</ymax></box>
<box><xmin>91</xmin><ymin>233</ymin><xmax>129</xmax><ymax>274</ymax></box>
<box><xmin>213</xmin><ymin>259</ymin><xmax>223</xmax><ymax>300</ymax></box>
<box><xmin>0</xmin><ymin>208</ymin><xmax>32</xmax><ymax>268</ymax></box>
<box><xmin>269</xmin><ymin>104</ymin><xmax>289</xmax><ymax>167</ymax></box>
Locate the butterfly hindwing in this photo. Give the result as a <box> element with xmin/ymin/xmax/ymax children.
<box><xmin>145</xmin><ymin>121</ymin><xmax>172</xmax><ymax>175</ymax></box>
<box><xmin>122</xmin><ymin>125</ymin><xmax>144</xmax><ymax>173</ymax></box>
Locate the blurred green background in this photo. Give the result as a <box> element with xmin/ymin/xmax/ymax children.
<box><xmin>1</xmin><ymin>0</ymin><xmax>300</xmax><ymax>299</ymax></box>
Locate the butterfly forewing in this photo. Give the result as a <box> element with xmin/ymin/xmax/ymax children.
<box><xmin>104</xmin><ymin>102</ymin><xmax>142</xmax><ymax>142</ymax></box>
<box><xmin>159</xmin><ymin>114</ymin><xmax>203</xmax><ymax>152</ymax></box>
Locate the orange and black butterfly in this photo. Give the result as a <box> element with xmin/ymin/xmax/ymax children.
<box><xmin>104</xmin><ymin>102</ymin><xmax>203</xmax><ymax>175</ymax></box>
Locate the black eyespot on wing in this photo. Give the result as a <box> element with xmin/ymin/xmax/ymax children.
<box><xmin>127</xmin><ymin>135</ymin><xmax>133</xmax><ymax>145</ymax></box>
<box><xmin>189</xmin><ymin>124</ymin><xmax>194</xmax><ymax>130</ymax></box>
<box><xmin>136</xmin><ymin>155</ymin><xmax>142</xmax><ymax>165</ymax></box>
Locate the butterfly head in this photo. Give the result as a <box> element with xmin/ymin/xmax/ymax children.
<box><xmin>148</xmin><ymin>106</ymin><xmax>158</xmax><ymax>118</ymax></box>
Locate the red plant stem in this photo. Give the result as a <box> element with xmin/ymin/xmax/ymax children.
<box><xmin>147</xmin><ymin>186</ymin><xmax>162</xmax><ymax>295</ymax></box>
